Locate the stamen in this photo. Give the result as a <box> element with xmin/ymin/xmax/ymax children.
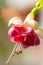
<box><xmin>6</xmin><ymin>43</ymin><xmax>18</xmax><ymax>64</ymax></box>
<box><xmin>15</xmin><ymin>43</ymin><xmax>22</xmax><ymax>55</ymax></box>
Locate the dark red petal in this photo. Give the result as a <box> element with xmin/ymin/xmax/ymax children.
<box><xmin>8</xmin><ymin>25</ymin><xmax>40</xmax><ymax>48</ymax></box>
<box><xmin>20</xmin><ymin>27</ymin><xmax>40</xmax><ymax>48</ymax></box>
<box><xmin>32</xmin><ymin>32</ymin><xmax>40</xmax><ymax>46</ymax></box>
<box><xmin>14</xmin><ymin>35</ymin><xmax>24</xmax><ymax>43</ymax></box>
<box><xmin>13</xmin><ymin>25</ymin><xmax>26</xmax><ymax>34</ymax></box>
<box><xmin>21</xmin><ymin>33</ymin><xmax>40</xmax><ymax>48</ymax></box>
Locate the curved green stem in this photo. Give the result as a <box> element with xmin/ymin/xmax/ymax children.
<box><xmin>31</xmin><ymin>0</ymin><xmax>43</xmax><ymax>15</ymax></box>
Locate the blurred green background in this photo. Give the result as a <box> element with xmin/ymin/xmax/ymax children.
<box><xmin>0</xmin><ymin>0</ymin><xmax>43</xmax><ymax>65</ymax></box>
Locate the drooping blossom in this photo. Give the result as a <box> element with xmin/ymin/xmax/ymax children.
<box><xmin>6</xmin><ymin>16</ymin><xmax>41</xmax><ymax>64</ymax></box>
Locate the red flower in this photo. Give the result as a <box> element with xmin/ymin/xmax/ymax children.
<box><xmin>8</xmin><ymin>25</ymin><xmax>40</xmax><ymax>48</ymax></box>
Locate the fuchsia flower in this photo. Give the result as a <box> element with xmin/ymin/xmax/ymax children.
<box><xmin>8</xmin><ymin>25</ymin><xmax>40</xmax><ymax>48</ymax></box>
<box><xmin>6</xmin><ymin>4</ymin><xmax>43</xmax><ymax>64</ymax></box>
<box><xmin>6</xmin><ymin>17</ymin><xmax>41</xmax><ymax>64</ymax></box>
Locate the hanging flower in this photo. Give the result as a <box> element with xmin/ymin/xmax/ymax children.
<box><xmin>6</xmin><ymin>15</ymin><xmax>42</xmax><ymax>64</ymax></box>
<box><xmin>6</xmin><ymin>17</ymin><xmax>40</xmax><ymax>64</ymax></box>
<box><xmin>6</xmin><ymin>13</ymin><xmax>43</xmax><ymax>64</ymax></box>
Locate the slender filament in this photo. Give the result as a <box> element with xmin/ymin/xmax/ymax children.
<box><xmin>6</xmin><ymin>43</ymin><xmax>18</xmax><ymax>64</ymax></box>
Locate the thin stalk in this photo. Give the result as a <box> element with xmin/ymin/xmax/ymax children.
<box><xmin>6</xmin><ymin>43</ymin><xmax>18</xmax><ymax>64</ymax></box>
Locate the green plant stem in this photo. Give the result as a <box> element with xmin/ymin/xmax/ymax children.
<box><xmin>31</xmin><ymin>0</ymin><xmax>43</xmax><ymax>15</ymax></box>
